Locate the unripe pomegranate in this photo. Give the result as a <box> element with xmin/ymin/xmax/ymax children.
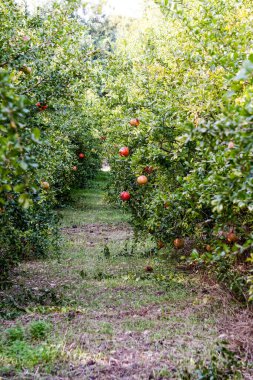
<box><xmin>41</xmin><ymin>181</ymin><xmax>50</xmax><ymax>190</ymax></box>
<box><xmin>206</xmin><ymin>245</ymin><xmax>212</xmax><ymax>252</ymax></box>
<box><xmin>228</xmin><ymin>141</ymin><xmax>235</xmax><ymax>149</ymax></box>
<box><xmin>137</xmin><ymin>175</ymin><xmax>148</xmax><ymax>185</ymax></box>
<box><xmin>129</xmin><ymin>118</ymin><xmax>140</xmax><ymax>126</ymax></box>
<box><xmin>72</xmin><ymin>166</ymin><xmax>77</xmax><ymax>171</ymax></box>
<box><xmin>173</xmin><ymin>238</ymin><xmax>184</xmax><ymax>249</ymax></box>
<box><xmin>227</xmin><ymin>232</ymin><xmax>238</xmax><ymax>243</ymax></box>
<box><xmin>21</xmin><ymin>66</ymin><xmax>32</xmax><ymax>75</ymax></box>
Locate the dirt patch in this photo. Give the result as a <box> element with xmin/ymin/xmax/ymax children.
<box><xmin>61</xmin><ymin>222</ymin><xmax>133</xmax><ymax>246</ymax></box>
<box><xmin>219</xmin><ymin>308</ymin><xmax>253</xmax><ymax>361</ymax></box>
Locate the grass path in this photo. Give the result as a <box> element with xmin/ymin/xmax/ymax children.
<box><xmin>0</xmin><ymin>172</ymin><xmax>250</xmax><ymax>379</ymax></box>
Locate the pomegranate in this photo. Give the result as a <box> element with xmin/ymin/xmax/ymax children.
<box><xmin>119</xmin><ymin>147</ymin><xmax>129</xmax><ymax>157</ymax></box>
<box><xmin>227</xmin><ymin>232</ymin><xmax>238</xmax><ymax>243</ymax></box>
<box><xmin>228</xmin><ymin>141</ymin><xmax>235</xmax><ymax>149</ymax></box>
<box><xmin>137</xmin><ymin>175</ymin><xmax>148</xmax><ymax>185</ymax></box>
<box><xmin>41</xmin><ymin>181</ymin><xmax>50</xmax><ymax>190</ymax></box>
<box><xmin>129</xmin><ymin>118</ymin><xmax>140</xmax><ymax>126</ymax></box>
<box><xmin>173</xmin><ymin>238</ymin><xmax>184</xmax><ymax>249</ymax></box>
<box><xmin>120</xmin><ymin>191</ymin><xmax>131</xmax><ymax>201</ymax></box>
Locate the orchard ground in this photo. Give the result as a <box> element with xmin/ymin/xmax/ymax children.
<box><xmin>0</xmin><ymin>172</ymin><xmax>253</xmax><ymax>379</ymax></box>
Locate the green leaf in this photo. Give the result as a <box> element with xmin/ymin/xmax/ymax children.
<box><xmin>19</xmin><ymin>161</ymin><xmax>28</xmax><ymax>170</ymax></box>
<box><xmin>14</xmin><ymin>184</ymin><xmax>25</xmax><ymax>192</ymax></box>
<box><xmin>32</xmin><ymin>128</ymin><xmax>41</xmax><ymax>142</ymax></box>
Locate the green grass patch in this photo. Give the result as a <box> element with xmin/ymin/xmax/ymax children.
<box><xmin>0</xmin><ymin>321</ymin><xmax>63</xmax><ymax>375</ymax></box>
<box><xmin>59</xmin><ymin>171</ymin><xmax>130</xmax><ymax>226</ymax></box>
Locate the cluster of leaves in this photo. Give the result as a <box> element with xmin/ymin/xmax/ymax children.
<box><xmin>95</xmin><ymin>0</ymin><xmax>253</xmax><ymax>300</ymax></box>
<box><xmin>0</xmin><ymin>0</ymin><xmax>107</xmax><ymax>281</ymax></box>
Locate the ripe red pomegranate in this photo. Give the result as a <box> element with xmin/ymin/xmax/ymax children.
<box><xmin>119</xmin><ymin>147</ymin><xmax>129</xmax><ymax>157</ymax></box>
<box><xmin>79</xmin><ymin>153</ymin><xmax>85</xmax><ymax>159</ymax></box>
<box><xmin>145</xmin><ymin>266</ymin><xmax>153</xmax><ymax>272</ymax></box>
<box><xmin>120</xmin><ymin>191</ymin><xmax>131</xmax><ymax>201</ymax></box>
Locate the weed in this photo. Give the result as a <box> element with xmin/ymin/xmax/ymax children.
<box><xmin>6</xmin><ymin>326</ymin><xmax>25</xmax><ymax>343</ymax></box>
<box><xmin>0</xmin><ymin>322</ymin><xmax>62</xmax><ymax>375</ymax></box>
<box><xmin>29</xmin><ymin>320</ymin><xmax>52</xmax><ymax>340</ymax></box>
<box><xmin>103</xmin><ymin>245</ymin><xmax>111</xmax><ymax>258</ymax></box>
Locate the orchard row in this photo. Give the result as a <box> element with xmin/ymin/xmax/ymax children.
<box><xmin>0</xmin><ymin>1</ymin><xmax>105</xmax><ymax>280</ymax></box>
<box><xmin>97</xmin><ymin>0</ymin><xmax>253</xmax><ymax>301</ymax></box>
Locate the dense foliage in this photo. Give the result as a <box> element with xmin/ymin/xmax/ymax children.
<box><xmin>0</xmin><ymin>0</ymin><xmax>103</xmax><ymax>281</ymax></box>
<box><xmin>96</xmin><ymin>0</ymin><xmax>253</xmax><ymax>301</ymax></box>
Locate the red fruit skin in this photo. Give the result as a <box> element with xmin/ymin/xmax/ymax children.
<box><xmin>119</xmin><ymin>147</ymin><xmax>129</xmax><ymax>157</ymax></box>
<box><xmin>120</xmin><ymin>191</ymin><xmax>131</xmax><ymax>201</ymax></box>
<box><xmin>79</xmin><ymin>153</ymin><xmax>85</xmax><ymax>159</ymax></box>
<box><xmin>41</xmin><ymin>105</ymin><xmax>48</xmax><ymax>110</ymax></box>
<box><xmin>145</xmin><ymin>266</ymin><xmax>153</xmax><ymax>272</ymax></box>
<box><xmin>72</xmin><ymin>166</ymin><xmax>77</xmax><ymax>171</ymax></box>
<box><xmin>36</xmin><ymin>102</ymin><xmax>41</xmax><ymax>107</ymax></box>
